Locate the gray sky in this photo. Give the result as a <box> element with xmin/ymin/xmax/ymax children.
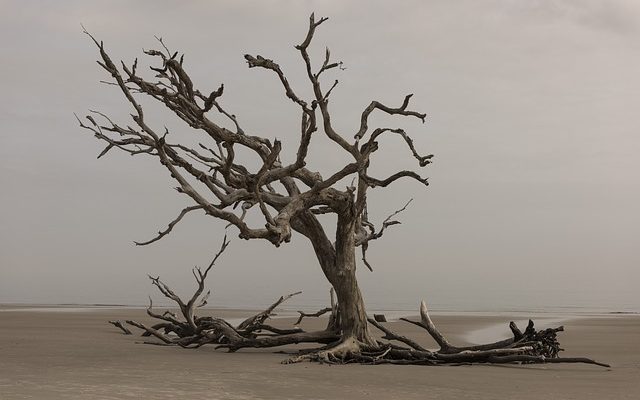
<box><xmin>1</xmin><ymin>0</ymin><xmax>638</xmax><ymax>312</ymax></box>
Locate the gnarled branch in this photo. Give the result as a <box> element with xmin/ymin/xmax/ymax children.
<box><xmin>134</xmin><ymin>205</ymin><xmax>204</xmax><ymax>246</ymax></box>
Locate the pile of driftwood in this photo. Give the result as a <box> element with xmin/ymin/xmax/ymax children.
<box><xmin>109</xmin><ymin>240</ymin><xmax>608</xmax><ymax>368</ymax></box>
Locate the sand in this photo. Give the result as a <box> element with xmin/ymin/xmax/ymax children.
<box><xmin>0</xmin><ymin>307</ymin><xmax>638</xmax><ymax>400</ymax></box>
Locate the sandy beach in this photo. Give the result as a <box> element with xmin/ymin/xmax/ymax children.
<box><xmin>0</xmin><ymin>306</ymin><xmax>638</xmax><ymax>400</ymax></box>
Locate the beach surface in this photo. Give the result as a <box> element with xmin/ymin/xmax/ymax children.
<box><xmin>0</xmin><ymin>306</ymin><xmax>638</xmax><ymax>399</ymax></box>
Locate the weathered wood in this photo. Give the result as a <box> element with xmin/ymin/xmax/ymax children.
<box><xmin>108</xmin><ymin>320</ymin><xmax>132</xmax><ymax>335</ymax></box>
<box><xmin>237</xmin><ymin>291</ymin><xmax>302</xmax><ymax>331</ymax></box>
<box><xmin>295</xmin><ymin>307</ymin><xmax>332</xmax><ymax>325</ymax></box>
<box><xmin>418</xmin><ymin>300</ymin><xmax>453</xmax><ymax>351</ymax></box>
<box><xmin>125</xmin><ymin>320</ymin><xmax>174</xmax><ymax>344</ymax></box>
<box><xmin>367</xmin><ymin>318</ymin><xmax>427</xmax><ymax>351</ymax></box>
<box><xmin>373</xmin><ymin>314</ymin><xmax>387</xmax><ymax>323</ymax></box>
<box><xmin>115</xmin><ymin>263</ymin><xmax>607</xmax><ymax>368</ymax></box>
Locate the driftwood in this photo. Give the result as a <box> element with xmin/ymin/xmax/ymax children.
<box><xmin>283</xmin><ymin>300</ymin><xmax>608</xmax><ymax>367</ymax></box>
<box><xmin>117</xmin><ymin>236</ymin><xmax>340</xmax><ymax>349</ymax></box>
<box><xmin>357</xmin><ymin>301</ymin><xmax>609</xmax><ymax>367</ymax></box>
<box><xmin>373</xmin><ymin>314</ymin><xmax>387</xmax><ymax>323</ymax></box>
<box><xmin>112</xmin><ymin>237</ymin><xmax>608</xmax><ymax>368</ymax></box>
<box><xmin>108</xmin><ymin>320</ymin><xmax>132</xmax><ymax>335</ymax></box>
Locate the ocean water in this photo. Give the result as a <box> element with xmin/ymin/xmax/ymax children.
<box><xmin>2</xmin><ymin>282</ymin><xmax>637</xmax><ymax>315</ymax></box>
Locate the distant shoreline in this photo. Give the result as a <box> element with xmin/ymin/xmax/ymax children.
<box><xmin>1</xmin><ymin>303</ymin><xmax>637</xmax><ymax>317</ymax></box>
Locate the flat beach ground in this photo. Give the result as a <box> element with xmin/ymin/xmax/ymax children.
<box><xmin>0</xmin><ymin>306</ymin><xmax>638</xmax><ymax>400</ymax></box>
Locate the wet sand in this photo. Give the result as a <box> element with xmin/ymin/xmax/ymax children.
<box><xmin>0</xmin><ymin>307</ymin><xmax>638</xmax><ymax>399</ymax></box>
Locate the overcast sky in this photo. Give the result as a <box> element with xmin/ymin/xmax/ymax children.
<box><xmin>1</xmin><ymin>0</ymin><xmax>638</xmax><ymax>312</ymax></box>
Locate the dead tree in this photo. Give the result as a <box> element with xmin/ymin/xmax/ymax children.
<box><xmin>80</xmin><ymin>14</ymin><xmax>430</xmax><ymax>355</ymax></box>
<box><xmin>82</xmin><ymin>14</ymin><xmax>606</xmax><ymax>366</ymax></box>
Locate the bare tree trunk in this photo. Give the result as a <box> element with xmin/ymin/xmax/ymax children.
<box><xmin>331</xmin><ymin>263</ymin><xmax>375</xmax><ymax>346</ymax></box>
<box><xmin>300</xmin><ymin>210</ymin><xmax>377</xmax><ymax>347</ymax></box>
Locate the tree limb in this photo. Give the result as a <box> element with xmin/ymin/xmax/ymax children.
<box><xmin>134</xmin><ymin>205</ymin><xmax>204</xmax><ymax>246</ymax></box>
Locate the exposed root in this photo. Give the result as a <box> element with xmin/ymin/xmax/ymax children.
<box><xmin>363</xmin><ymin>300</ymin><xmax>610</xmax><ymax>368</ymax></box>
<box><xmin>107</xmin><ymin>238</ymin><xmax>608</xmax><ymax>368</ymax></box>
<box><xmin>111</xmin><ymin>275</ymin><xmax>609</xmax><ymax>368</ymax></box>
<box><xmin>283</xmin><ymin>336</ymin><xmax>365</xmax><ymax>364</ymax></box>
<box><xmin>367</xmin><ymin>317</ymin><xmax>427</xmax><ymax>351</ymax></box>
